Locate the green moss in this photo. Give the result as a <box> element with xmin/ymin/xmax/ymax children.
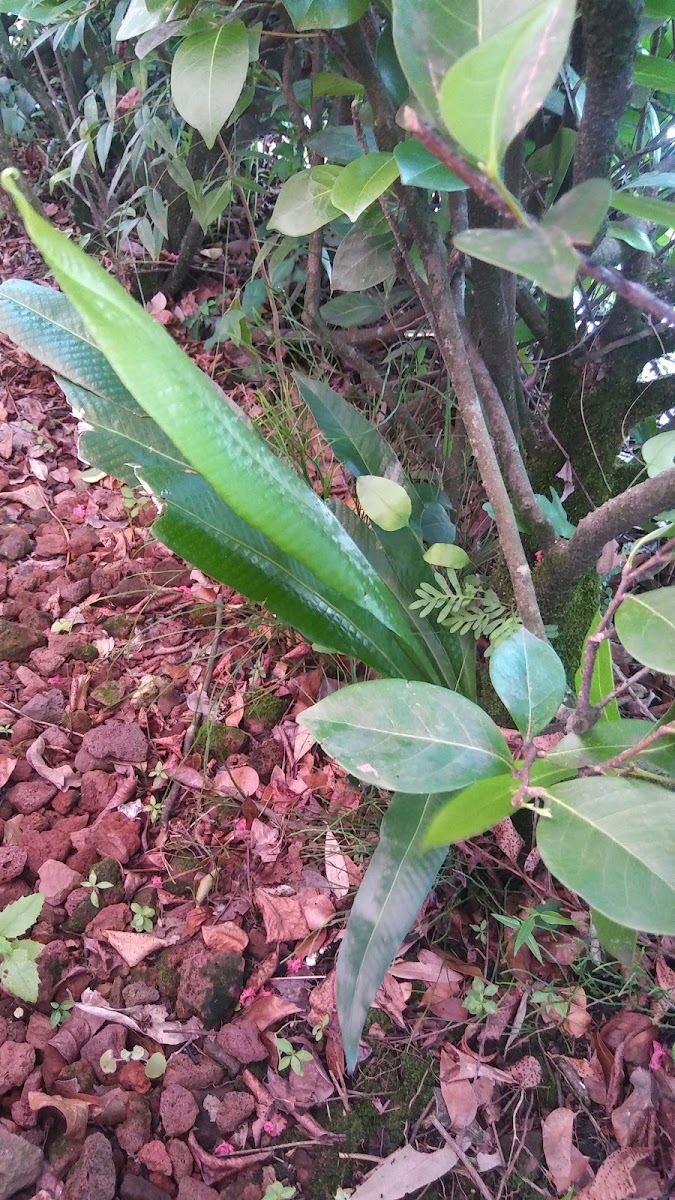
<box><xmin>92</xmin><ymin>680</ymin><xmax>125</xmax><ymax>708</ymax></box>
<box><xmin>194</xmin><ymin>720</ymin><xmax>248</xmax><ymax>762</ymax></box>
<box><xmin>63</xmin><ymin>858</ymin><xmax>122</xmax><ymax>933</ymax></box>
<box><xmin>101</xmin><ymin>615</ymin><xmax>133</xmax><ymax>637</ymax></box>
<box><xmin>70</xmin><ymin>642</ymin><xmax>98</xmax><ymax>662</ymax></box>
<box><xmin>244</xmin><ymin>688</ymin><xmax>286</xmax><ymax>730</ymax></box>
<box><xmin>547</xmin><ymin>570</ymin><xmax>600</xmax><ymax>685</ymax></box>
<box><xmin>310</xmin><ymin>1013</ymin><xmax>437</xmax><ymax>1199</ymax></box>
<box><xmin>156</xmin><ymin>947</ymin><xmax>182</xmax><ymax>1001</ymax></box>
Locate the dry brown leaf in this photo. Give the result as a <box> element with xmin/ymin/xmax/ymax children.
<box><xmin>652</xmin><ymin>956</ymin><xmax>675</xmax><ymax>1022</ymax></box>
<box><xmin>543</xmin><ymin>1108</ymin><xmax>591</xmax><ymax>1195</ymax></box>
<box><xmin>506</xmin><ymin>1055</ymin><xmax>543</xmax><ymax>1088</ymax></box>
<box><xmin>538</xmin><ymin>987</ymin><xmax>591</xmax><ymax>1038</ymax></box>
<box><xmin>4</xmin><ymin>483</ymin><xmax>44</xmax><ymax>508</ymax></box>
<box><xmin>244</xmin><ymin>994</ymin><xmax>300</xmax><ymax>1031</ymax></box>
<box><xmin>225</xmin><ymin>689</ymin><xmax>245</xmax><ymax>726</ymax></box>
<box><xmin>104</xmin><ymin>930</ymin><xmax>166</xmax><ymax>967</ymax></box>
<box><xmin>267</xmin><ymin>1053</ymin><xmax>334</xmax><ymax>1108</ymax></box>
<box><xmin>299</xmin><ymin>889</ymin><xmax>335</xmax><ymax>931</ymax></box>
<box><xmin>26</xmin><ymin>734</ymin><xmax>79</xmax><ymax>790</ymax></box>
<box><xmin>611</xmin><ymin>1069</ymin><xmax>654</xmax><ymax>1148</ymax></box>
<box><xmin>373</xmin><ymin>974</ymin><xmax>411</xmax><ymax>1030</ymax></box>
<box><xmin>576</xmin><ymin>1147</ymin><xmax>650</xmax><ymax>1200</ymax></box>
<box><xmin>28</xmin><ymin>1091</ymin><xmax>98</xmax><ymax>1138</ymax></box>
<box><xmin>324</xmin><ymin>829</ymin><xmax>350</xmax><ymax>899</ymax></box>
<box><xmin>249</xmin><ymin>819</ymin><xmax>282</xmax><ymax>864</ymax></box>
<box><xmin>600</xmin><ymin>1012</ymin><xmax>656</xmax><ymax>1068</ymax></box>
<box><xmin>293</xmin><ymin>725</ymin><xmax>315</xmax><ymax>762</ymax></box>
<box><xmin>350</xmin><ymin>1144</ymin><xmax>459</xmax><ymax>1200</ymax></box>
<box><xmin>493</xmin><ymin>817</ymin><xmax>524</xmax><ymax>862</ymax></box>
<box><xmin>557</xmin><ymin>1055</ymin><xmax>608</xmax><ymax>1106</ymax></box>
<box><xmin>390</xmin><ymin>950</ymin><xmax>463</xmax><ymax>987</ymax></box>
<box><xmin>214</xmin><ymin>764</ymin><xmax>259</xmax><ymax>797</ymax></box>
<box><xmin>202</xmin><ymin>922</ymin><xmax>249</xmax><ymax>953</ymax></box>
<box><xmin>0</xmin><ymin>757</ymin><xmax>16</xmax><ymax>787</ymax></box>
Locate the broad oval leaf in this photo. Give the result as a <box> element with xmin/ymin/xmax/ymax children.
<box><xmin>537</xmin><ymin>776</ymin><xmax>675</xmax><ymax>933</ymax></box>
<box><xmin>392</xmin><ymin>0</ymin><xmax>479</xmax><ymax>120</ymax></box>
<box><xmin>394</xmin><ymin>139</ymin><xmax>467</xmax><ymax>191</ymax></box>
<box><xmin>633</xmin><ymin>53</ymin><xmax>675</xmax><ymax>93</ymax></box>
<box><xmin>298</xmin><ymin>679</ymin><xmax>512</xmax><ymax>793</ymax></box>
<box><xmin>356</xmin><ymin>475</ymin><xmax>412</xmax><ymax>531</ymax></box>
<box><xmin>332</xmin><ymin>208</ymin><xmax>397</xmax><ymax>291</ymax></box>
<box><xmin>282</xmin><ymin>0</ymin><xmax>368</xmax><ymax>31</ymax></box>
<box><xmin>543</xmin><ymin>178</ymin><xmax>611</xmax><ymax>246</ymax></box>
<box><xmin>489</xmin><ymin>628</ymin><xmax>566</xmax><ymax>738</ymax></box>
<box><xmin>423</xmin><ymin>543</ymin><xmax>469</xmax><ymax>568</ymax></box>
<box><xmin>295</xmin><ymin>373</ymin><xmax>402</xmax><ymax>479</ymax></box>
<box><xmin>548</xmin><ymin>718</ymin><xmax>675</xmax><ymax>776</ymax></box>
<box><xmin>319</xmin><ymin>293</ymin><xmax>386</xmax><ymax>328</ymax></box>
<box><xmin>0</xmin><ymin>892</ymin><xmax>44</xmax><ymax>938</ymax></box>
<box><xmin>377</xmin><ymin>22</ymin><xmax>409</xmax><ymax>107</ymax></box>
<box><xmin>337</xmin><ymin>791</ymin><xmax>450</xmax><ymax>1071</ymax></box>
<box><xmin>454</xmin><ymin>225</ymin><xmax>580</xmax><ymax>298</ymax></box>
<box><xmin>171</xmin><ymin>23</ymin><xmax>249</xmax><ymax>150</ymax></box>
<box><xmin>269</xmin><ymin>166</ymin><xmax>343</xmax><ymax>236</ymax></box>
<box><xmin>614</xmin><ymin>586</ymin><xmax>675</xmax><ymax>675</ymax></box>
<box><xmin>331</xmin><ymin>153</ymin><xmax>400</xmax><ymax>223</ymax></box>
<box><xmin>591</xmin><ymin>910</ymin><xmax>637</xmax><ymax>968</ymax></box>
<box><xmin>642</xmin><ymin>429</ymin><xmax>675</xmax><ymax>477</ymax></box>
<box><xmin>0</xmin><ymin>946</ymin><xmax>41</xmax><ymax>1003</ymax></box>
<box><xmin>426</xmin><ymin>774</ymin><xmax>516</xmax><ymax>846</ymax></box>
<box><xmin>439</xmin><ymin>0</ymin><xmax>575</xmax><ymax>172</ymax></box>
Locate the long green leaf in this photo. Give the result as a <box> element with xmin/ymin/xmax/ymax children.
<box><xmin>574</xmin><ymin>612</ymin><xmax>620</xmax><ymax>722</ymax></box>
<box><xmin>337</xmin><ymin>791</ymin><xmax>449</xmax><ymax>1071</ymax></box>
<box><xmin>299</xmin><ymin>679</ymin><xmax>512</xmax><ymax>792</ymax></box>
<box><xmin>1</xmin><ymin>173</ymin><xmax>430</xmax><ymax>674</ymax></box>
<box><xmin>538</xmin><ymin>776</ymin><xmax>675</xmax><ymax>933</ymax></box>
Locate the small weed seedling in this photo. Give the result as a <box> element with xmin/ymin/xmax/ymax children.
<box><xmin>312</xmin><ymin>1014</ymin><xmax>329</xmax><ymax>1042</ymax></box>
<box><xmin>493</xmin><ymin>903</ymin><xmax>577</xmax><ymax>965</ymax></box>
<box><xmin>463</xmin><ymin>977</ymin><xmax>499</xmax><ymax>1019</ymax></box>
<box><xmin>0</xmin><ymin>894</ymin><xmax>45</xmax><ymax>1002</ymax></box>
<box><xmin>262</xmin><ymin>1183</ymin><xmax>296</xmax><ymax>1200</ymax></box>
<box><xmin>274</xmin><ymin>1035</ymin><xmax>313</xmax><ymax>1076</ymax></box>
<box><xmin>470</xmin><ymin>918</ymin><xmax>488</xmax><ymax>945</ymax></box>
<box><xmin>81</xmin><ymin>870</ymin><xmax>114</xmax><ymax>909</ymax></box>
<box><xmin>50</xmin><ymin>998</ymin><xmax>74</xmax><ymax>1028</ymax></box>
<box><xmin>131</xmin><ymin>903</ymin><xmax>155</xmax><ymax>932</ymax></box>
<box><xmin>100</xmin><ymin>1045</ymin><xmax>167</xmax><ymax>1079</ymax></box>
<box><xmin>143</xmin><ymin>795</ymin><xmax>163</xmax><ymax>824</ymax></box>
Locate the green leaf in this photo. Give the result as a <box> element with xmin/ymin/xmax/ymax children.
<box><xmin>0</xmin><ymin>945</ymin><xmax>41</xmax><ymax>1003</ymax></box>
<box><xmin>269</xmin><ymin>166</ymin><xmax>344</xmax><ymax>236</ymax></box>
<box><xmin>319</xmin><ymin>293</ymin><xmax>386</xmax><ymax>328</ymax></box>
<box><xmin>606</xmin><ymin>222</ymin><xmax>655</xmax><ymax>254</ymax></box>
<box><xmin>439</xmin><ymin>0</ymin><xmax>575</xmax><ymax>172</ymax></box>
<box><xmin>2</xmin><ymin>178</ymin><xmax>427</xmax><ymax>669</ymax></box>
<box><xmin>426</xmin><ymin>774</ymin><xmax>516</xmax><ymax>846</ymax></box>
<box><xmin>392</xmin><ymin>0</ymin><xmax>479</xmax><ymax>121</ymax></box>
<box><xmin>633</xmin><ymin>53</ymin><xmax>675</xmax><ymax>93</ymax></box>
<box><xmin>331</xmin><ymin>153</ymin><xmax>400</xmax><ymax>223</ymax></box>
<box><xmin>394</xmin><ymin>140</ymin><xmax>467</xmax><ymax>191</ymax></box>
<box><xmin>591</xmin><ymin>910</ymin><xmax>637</xmax><ymax>968</ymax></box>
<box><xmin>535</xmin><ymin>487</ymin><xmax>576</xmax><ymax>537</ymax></box>
<box><xmin>537</xmin><ymin>776</ymin><xmax>675</xmax><ymax>933</ymax></box>
<box><xmin>356</xmin><ymin>475</ymin><xmax>412</xmax><ymax>531</ymax></box>
<box><xmin>332</xmin><ymin>208</ymin><xmax>397</xmax><ymax>291</ymax></box>
<box><xmin>423</xmin><ymin>544</ymin><xmax>470</xmax><ymax>568</ymax></box>
<box><xmin>548</xmin><ymin>718</ymin><xmax>675</xmax><ymax>775</ymax></box>
<box><xmin>312</xmin><ymin>70</ymin><xmax>363</xmax><ymax>98</ymax></box>
<box><xmin>337</xmin><ymin>791</ymin><xmax>449</xmax><ymax>1070</ymax></box>
<box><xmin>642</xmin><ymin>429</ymin><xmax>675</xmax><ymax>477</ymax></box>
<box><xmin>543</xmin><ymin>178</ymin><xmax>611</xmax><ymax>245</ymax></box>
<box><xmin>145</xmin><ymin>1052</ymin><xmax>167</xmax><ymax>1079</ymax></box>
<box><xmin>612</xmin><ymin>188</ymin><xmax>675</xmax><ymax>229</ymax></box>
<box><xmin>574</xmin><ymin>611</ymin><xmax>620</xmax><ymax>722</ymax></box>
<box><xmin>282</xmin><ymin>0</ymin><xmax>368</xmax><ymax>30</ymax></box>
<box><xmin>376</xmin><ymin>22</ymin><xmax>409</xmax><ymax>108</ymax></box>
<box><xmin>614</xmin><ymin>586</ymin><xmax>675</xmax><ymax>674</ymax></box>
<box><xmin>0</xmin><ymin>893</ymin><xmax>44</xmax><ymax>939</ymax></box>
<box><xmin>298</xmin><ymin>679</ymin><xmax>512</xmax><ymax>793</ymax></box>
<box><xmin>490</xmin><ymin>629</ymin><xmax>566</xmax><ymax>738</ymax></box>
<box><xmin>308</xmin><ymin>126</ymin><xmax>377</xmax><ymax>164</ymax></box>
<box><xmin>170</xmin><ymin>23</ymin><xmax>249</xmax><ymax>150</ymax></box>
<box><xmin>454</xmin><ymin>224</ymin><xmax>580</xmax><ymax>299</ymax></box>
<box><xmin>295</xmin><ymin>373</ymin><xmax>402</xmax><ymax>479</ymax></box>
<box><xmin>528</xmin><ymin>126</ymin><xmax>577</xmax><ymax>205</ymax></box>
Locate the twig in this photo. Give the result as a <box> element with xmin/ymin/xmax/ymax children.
<box><xmin>429</xmin><ymin>1116</ymin><xmax>497</xmax><ymax>1200</ymax></box>
<box><xmin>595</xmin><ymin>664</ymin><xmax>651</xmax><ymax>712</ymax></box>
<box><xmin>401</xmin><ymin>108</ymin><xmax>514</xmax><ymax>222</ymax></box>
<box><xmin>160</xmin><ymin>593</ymin><xmax>225</xmax><ymax>827</ymax></box>
<box><xmin>589</xmin><ymin>719</ymin><xmax>675</xmax><ymax>773</ymax></box>
<box><xmin>580</xmin><ymin>258</ymin><xmax>675</xmax><ymax>329</ymax></box>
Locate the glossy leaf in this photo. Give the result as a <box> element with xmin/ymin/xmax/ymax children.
<box><xmin>454</xmin><ymin>224</ymin><xmax>580</xmax><ymax>298</ymax></box>
<box><xmin>0</xmin><ymin>893</ymin><xmax>44</xmax><ymax>938</ymax></box>
<box><xmin>606</xmin><ymin>222</ymin><xmax>655</xmax><ymax>254</ymax></box>
<box><xmin>614</xmin><ymin>586</ymin><xmax>675</xmax><ymax>675</ymax></box>
<box><xmin>549</xmin><ymin>718</ymin><xmax>675</xmax><ymax>776</ymax></box>
<box><xmin>171</xmin><ymin>23</ymin><xmax>249</xmax><ymax>149</ymax></box>
<box><xmin>376</xmin><ymin>22</ymin><xmax>409</xmax><ymax>108</ymax></box>
<box><xmin>392</xmin><ymin>0</ymin><xmax>479</xmax><ymax>120</ymax></box>
<box><xmin>332</xmin><ymin>208</ymin><xmax>397</xmax><ymax>291</ymax></box>
<box><xmin>356</xmin><ymin>475</ymin><xmax>412</xmax><ymax>531</ymax></box>
<box><xmin>394</xmin><ymin>140</ymin><xmax>467</xmax><ymax>191</ymax></box>
<box><xmin>308</xmin><ymin>125</ymin><xmax>377</xmax><ymax>164</ymax></box>
<box><xmin>312</xmin><ymin>69</ymin><xmax>363</xmax><ymax>98</ymax></box>
<box><xmin>331</xmin><ymin>153</ymin><xmax>400</xmax><ymax>223</ymax></box>
<box><xmin>489</xmin><ymin>628</ymin><xmax>566</xmax><ymax>737</ymax></box>
<box><xmin>612</xmin><ymin>188</ymin><xmax>675</xmax><ymax>228</ymax></box>
<box><xmin>574</xmin><ymin>611</ymin><xmax>620</xmax><ymax>722</ymax></box>
<box><xmin>633</xmin><ymin>53</ymin><xmax>675</xmax><ymax>93</ymax></box>
<box><xmin>337</xmin><ymin>791</ymin><xmax>450</xmax><ymax>1070</ymax></box>
<box><xmin>282</xmin><ymin>0</ymin><xmax>368</xmax><ymax>30</ymax></box>
<box><xmin>642</xmin><ymin>429</ymin><xmax>675</xmax><ymax>477</ymax></box>
<box><xmin>299</xmin><ymin>679</ymin><xmax>512</xmax><ymax>793</ymax></box>
<box><xmin>423</xmin><ymin>544</ymin><xmax>470</xmax><ymax>568</ymax></box>
<box><xmin>0</xmin><ymin>177</ymin><xmax>429</xmax><ymax>670</ymax></box>
<box><xmin>537</xmin><ymin>776</ymin><xmax>675</xmax><ymax>933</ymax></box>
<box><xmin>295</xmin><ymin>373</ymin><xmax>401</xmax><ymax>479</ymax></box>
<box><xmin>439</xmin><ymin>0</ymin><xmax>575</xmax><ymax>172</ymax></box>
<box><xmin>592</xmin><ymin>910</ymin><xmax>637</xmax><ymax>968</ymax></box>
<box><xmin>269</xmin><ymin>166</ymin><xmax>343</xmax><ymax>236</ymax></box>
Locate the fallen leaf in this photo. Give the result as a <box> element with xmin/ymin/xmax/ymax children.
<box><xmin>104</xmin><ymin>930</ymin><xmax>166</xmax><ymax>967</ymax></box>
<box><xmin>3</xmin><ymin>483</ymin><xmax>44</xmax><ymax>508</ymax></box>
<box><xmin>576</xmin><ymin>1147</ymin><xmax>650</xmax><ymax>1200</ymax></box>
<box><xmin>294</xmin><ymin>725</ymin><xmax>315</xmax><ymax>762</ymax></box>
<box><xmin>244</xmin><ymin>993</ymin><xmax>300</xmax><ymax>1031</ymax></box>
<box><xmin>75</xmin><ymin>992</ymin><xmax>204</xmax><ymax>1045</ymax></box>
<box><xmin>214</xmin><ymin>765</ymin><xmax>259</xmax><ymax>797</ymax></box>
<box><xmin>350</xmin><ymin>1144</ymin><xmax>459</xmax><ymax>1200</ymax></box>
<box><xmin>324</xmin><ymin>829</ymin><xmax>350</xmax><ymax>899</ymax></box>
<box><xmin>556</xmin><ymin>459</ymin><xmax>575</xmax><ymax>503</ymax></box>
<box><xmin>0</xmin><ymin>757</ymin><xmax>16</xmax><ymax>787</ymax></box>
<box><xmin>652</xmin><ymin>956</ymin><xmax>675</xmax><ymax>1022</ymax></box>
<box><xmin>266</xmin><ymin>1053</ymin><xmax>334</xmax><ymax>1108</ymax></box>
<box><xmin>225</xmin><ymin>690</ymin><xmax>245</xmax><ymax>726</ymax></box>
<box><xmin>202</xmin><ymin>923</ymin><xmax>249</xmax><ymax>953</ymax></box>
<box><xmin>390</xmin><ymin>951</ymin><xmax>463</xmax><ymax>987</ymax></box>
<box><xmin>28</xmin><ymin>1091</ymin><xmax>99</xmax><ymax>1138</ymax></box>
<box><xmin>249</xmin><ymin>819</ymin><xmax>282</xmax><ymax>864</ymax></box>
<box><xmin>543</xmin><ymin>1108</ymin><xmax>590</xmax><ymax>1194</ymax></box>
<box><xmin>26</xmin><ymin>734</ymin><xmax>79</xmax><ymax>790</ymax></box>
<box><xmin>611</xmin><ymin>1068</ymin><xmax>654</xmax><ymax>1148</ymax></box>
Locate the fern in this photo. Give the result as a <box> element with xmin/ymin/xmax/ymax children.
<box><xmin>410</xmin><ymin>570</ymin><xmax>521</xmax><ymax>653</ymax></box>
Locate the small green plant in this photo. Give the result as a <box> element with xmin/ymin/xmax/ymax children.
<box><xmin>312</xmin><ymin>1014</ymin><xmax>329</xmax><ymax>1042</ymax></box>
<box><xmin>531</xmin><ymin>987</ymin><xmax>572</xmax><ymax>1020</ymax></box>
<box><xmin>120</xmin><ymin>484</ymin><xmax>151</xmax><ymax>519</ymax></box>
<box><xmin>493</xmin><ymin>904</ymin><xmax>577</xmax><ymax>966</ymax></box>
<box><xmin>274</xmin><ymin>1035</ymin><xmax>313</xmax><ymax>1076</ymax></box>
<box><xmin>143</xmin><ymin>796</ymin><xmax>163</xmax><ymax>824</ymax></box>
<box><xmin>0</xmin><ymin>894</ymin><xmax>45</xmax><ymax>1003</ymax></box>
<box><xmin>411</xmin><ymin>569</ymin><xmax>521</xmax><ymax>653</ymax></box>
<box><xmin>131</xmin><ymin>903</ymin><xmax>156</xmax><ymax>932</ymax></box>
<box><xmin>145</xmin><ymin>1052</ymin><xmax>167</xmax><ymax>1080</ymax></box>
<box><xmin>470</xmin><ymin>918</ymin><xmax>488</xmax><ymax>945</ymax></box>
<box><xmin>462</xmin><ymin>977</ymin><xmax>499</xmax><ymax>1019</ymax></box>
<box><xmin>81</xmin><ymin>869</ymin><xmax>114</xmax><ymax>909</ymax></box>
<box><xmin>100</xmin><ymin>1043</ymin><xmax>166</xmax><ymax>1077</ymax></box>
<box><xmin>50</xmin><ymin>997</ymin><xmax>74</xmax><ymax>1028</ymax></box>
<box><xmin>262</xmin><ymin>1183</ymin><xmax>296</xmax><ymax>1200</ymax></box>
<box><xmin>0</xmin><ymin>724</ymin><xmax>11</xmax><ymax>736</ymax></box>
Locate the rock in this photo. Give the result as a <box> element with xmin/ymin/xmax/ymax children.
<box><xmin>0</xmin><ymin>529</ymin><xmax>33</xmax><ymax>562</ymax></box>
<box><xmin>86</xmin><ymin>902</ymin><xmax>131</xmax><ymax>933</ymax></box>
<box><xmin>163</xmin><ymin>1055</ymin><xmax>223</xmax><ymax>1092</ymax></box>
<box><xmin>60</xmin><ymin>578</ymin><xmax>91</xmax><ymax>604</ymax></box>
<box><xmin>81</xmin><ymin>1023</ymin><xmax>126</xmax><ymax>1082</ymax></box>
<box><xmin>176</xmin><ymin>948</ymin><xmax>244</xmax><ymax>1029</ymax></box>
<box><xmin>177</xmin><ymin>1179</ymin><xmax>220</xmax><ymax>1200</ymax></box>
<box><xmin>160</xmin><ymin>1084</ymin><xmax>199</xmax><ymax>1137</ymax></box>
<box><xmin>29</xmin><ymin>648</ymin><xmax>65</xmax><ymax>677</ymax></box>
<box><xmin>216</xmin><ymin>1020</ymin><xmax>267</xmax><ymax>1065</ymax></box>
<box><xmin>20</xmin><ymin>689</ymin><xmax>65</xmax><ymax>725</ymax></box>
<box><xmin>0</xmin><ymin>848</ymin><xmax>27</xmax><ymax>884</ymax></box>
<box><xmin>138</xmin><ymin>1142</ymin><xmax>172</xmax><ymax>1176</ymax></box>
<box><xmin>0</xmin><ymin>1042</ymin><xmax>36</xmax><ymax>1095</ymax></box>
<box><xmin>21</xmin><ymin>828</ymin><xmax>71</xmax><ymax>874</ymax></box>
<box><xmin>36</xmin><ymin>939</ymin><xmax>71</xmax><ymax>1004</ymax></box>
<box><xmin>214</xmin><ymin>1091</ymin><xmax>255</xmax><ymax>1135</ymax></box>
<box><xmin>118</xmin><ymin>1060</ymin><xmax>151</xmax><ymax>1093</ymax></box>
<box><xmin>91</xmin><ymin>811</ymin><xmax>140</xmax><ymax>864</ymax></box>
<box><xmin>0</xmin><ymin>1125</ymin><xmax>43</xmax><ymax>1199</ymax></box>
<box><xmin>116</xmin><ymin>1094</ymin><xmax>152</xmax><ymax>1156</ymax></box>
<box><xmin>80</xmin><ymin>770</ymin><xmax>118</xmax><ymax>814</ymax></box>
<box><xmin>64</xmin><ymin>1132</ymin><xmax>116</xmax><ymax>1200</ymax></box>
<box><xmin>0</xmin><ymin>621</ymin><xmax>46</xmax><ymax>664</ymax></box>
<box><xmin>7</xmin><ymin>780</ymin><xmax>57</xmax><ymax>815</ymax></box>
<box><xmin>167</xmin><ymin>1141</ymin><xmax>193</xmax><ymax>1181</ymax></box>
<box><xmin>82</xmin><ymin>720</ymin><xmax>148</xmax><ymax>764</ymax></box>
<box><xmin>120</xmin><ymin>1178</ymin><xmax>172</xmax><ymax>1200</ymax></box>
<box><xmin>34</xmin><ymin>531</ymin><xmax>67</xmax><ymax>557</ymax></box>
<box><xmin>25</xmin><ymin>1012</ymin><xmax>52</xmax><ymax>1050</ymax></box>
<box><xmin>37</xmin><ymin>859</ymin><xmax>81</xmax><ymax>906</ymax></box>
<box><xmin>122</xmin><ymin>982</ymin><xmax>160</xmax><ymax>1006</ymax></box>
